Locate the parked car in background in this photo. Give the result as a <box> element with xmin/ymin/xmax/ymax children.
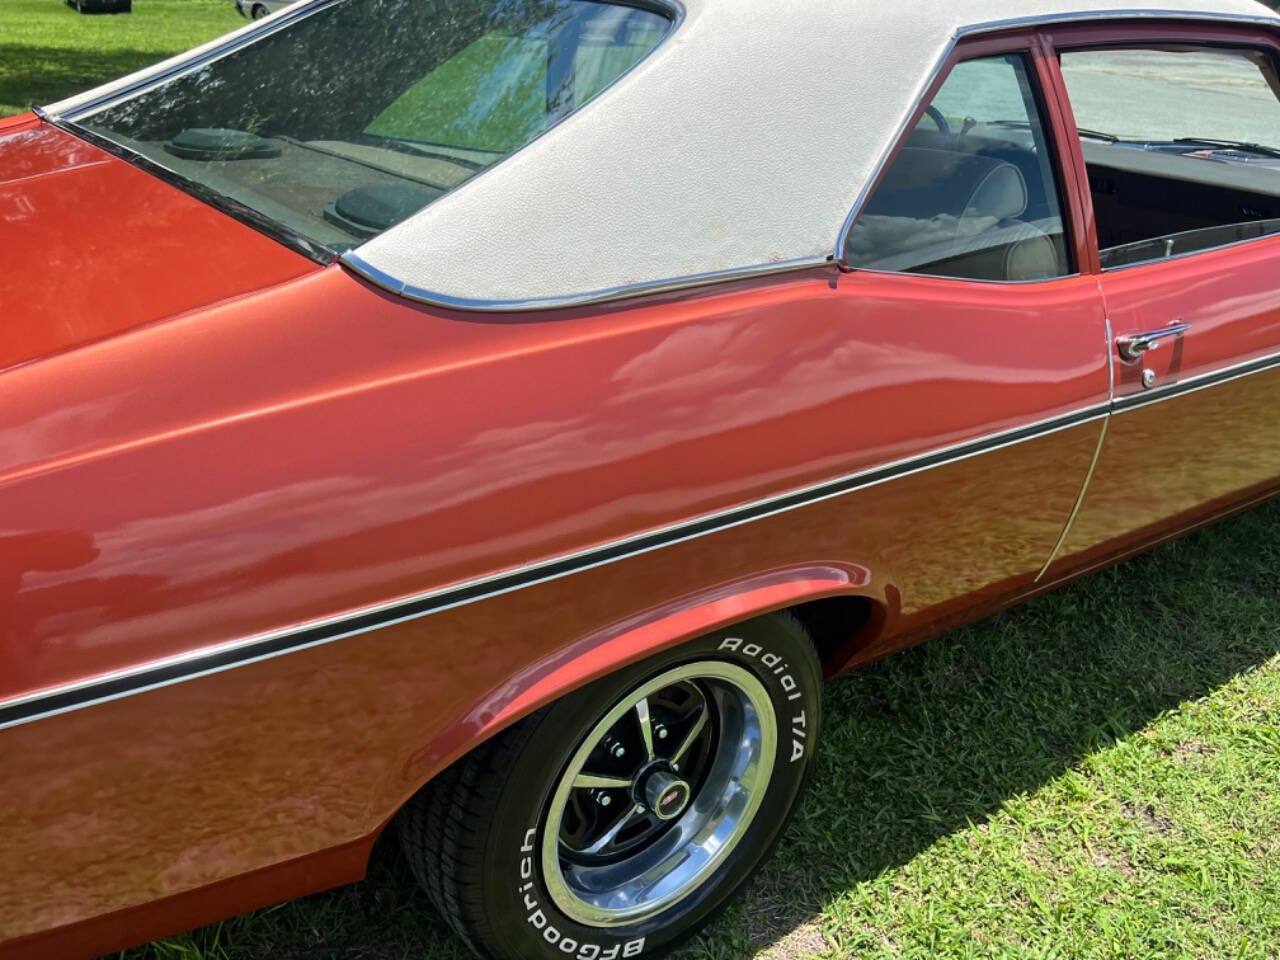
<box><xmin>235</xmin><ymin>0</ymin><xmax>292</xmax><ymax>19</ymax></box>
<box><xmin>4</xmin><ymin>0</ymin><xmax>1280</xmax><ymax>957</ymax></box>
<box><xmin>67</xmin><ymin>0</ymin><xmax>131</xmax><ymax>13</ymax></box>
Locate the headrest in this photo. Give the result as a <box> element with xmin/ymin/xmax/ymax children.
<box><xmin>964</xmin><ymin>162</ymin><xmax>1028</xmax><ymax>222</ymax></box>
<box><xmin>870</xmin><ymin>148</ymin><xmax>1027</xmax><ymax>222</ymax></box>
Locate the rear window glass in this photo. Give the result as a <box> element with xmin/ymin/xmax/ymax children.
<box><xmin>74</xmin><ymin>0</ymin><xmax>671</xmax><ymax>256</ymax></box>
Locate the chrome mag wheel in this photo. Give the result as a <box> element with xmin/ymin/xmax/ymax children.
<box><xmin>400</xmin><ymin>612</ymin><xmax>821</xmax><ymax>960</ymax></box>
<box><xmin>541</xmin><ymin>661</ymin><xmax>777</xmax><ymax>927</ymax></box>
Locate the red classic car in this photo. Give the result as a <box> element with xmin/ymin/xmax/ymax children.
<box><xmin>4</xmin><ymin>0</ymin><xmax>1280</xmax><ymax>956</ymax></box>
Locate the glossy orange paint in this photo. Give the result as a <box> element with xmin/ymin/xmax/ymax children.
<box><xmin>0</xmin><ymin>120</ymin><xmax>318</xmax><ymax>371</ymax></box>
<box><xmin>4</xmin><ymin>17</ymin><xmax>1280</xmax><ymax>960</ymax></box>
<box><xmin>1</xmin><ymin>239</ymin><xmax>1108</xmax><ymax>954</ymax></box>
<box><xmin>0</xmin><ymin>254</ymin><xmax>1108</xmax><ymax>703</ymax></box>
<box><xmin>1048</xmin><ymin>240</ymin><xmax>1280</xmax><ymax>571</ymax></box>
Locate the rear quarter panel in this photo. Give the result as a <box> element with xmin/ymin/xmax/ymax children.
<box><xmin>1</xmin><ymin>262</ymin><xmax>1105</xmax><ymax>950</ymax></box>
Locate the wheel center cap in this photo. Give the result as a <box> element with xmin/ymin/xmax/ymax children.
<box><xmin>643</xmin><ymin>769</ymin><xmax>691</xmax><ymax>821</ymax></box>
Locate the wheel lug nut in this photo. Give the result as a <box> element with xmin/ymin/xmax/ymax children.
<box><xmin>655</xmin><ymin>724</ymin><xmax>669</xmax><ymax>740</ymax></box>
<box><xmin>595</xmin><ymin>791</ymin><xmax>612</xmax><ymax>807</ymax></box>
<box><xmin>603</xmin><ymin>735</ymin><xmax>625</xmax><ymax>759</ymax></box>
<box><xmin>634</xmin><ymin>803</ymin><xmax>646</xmax><ymax>814</ymax></box>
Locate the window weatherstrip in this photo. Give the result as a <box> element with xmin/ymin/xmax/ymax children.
<box><xmin>59</xmin><ymin>120</ymin><xmax>335</xmax><ymax>265</ymax></box>
<box><xmin>1100</xmin><ymin>228</ymin><xmax>1280</xmax><ymax>273</ymax></box>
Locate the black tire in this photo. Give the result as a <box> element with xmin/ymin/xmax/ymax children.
<box><xmin>251</xmin><ymin>4</ymin><xmax>268</xmax><ymax>18</ymax></box>
<box><xmin>400</xmin><ymin>612</ymin><xmax>822</xmax><ymax>960</ymax></box>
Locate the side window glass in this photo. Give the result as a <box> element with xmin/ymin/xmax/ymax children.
<box><xmin>844</xmin><ymin>54</ymin><xmax>1072</xmax><ymax>282</ymax></box>
<box><xmin>1060</xmin><ymin>46</ymin><xmax>1280</xmax><ymax>269</ymax></box>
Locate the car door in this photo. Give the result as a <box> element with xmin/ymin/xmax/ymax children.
<box><xmin>1038</xmin><ymin>22</ymin><xmax>1280</xmax><ymax>575</ymax></box>
<box><xmin>833</xmin><ymin>33</ymin><xmax>1112</xmax><ymax>653</ymax></box>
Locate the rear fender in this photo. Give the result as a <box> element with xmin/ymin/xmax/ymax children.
<box><xmin>387</xmin><ymin>562</ymin><xmax>886</xmax><ymax>809</ymax></box>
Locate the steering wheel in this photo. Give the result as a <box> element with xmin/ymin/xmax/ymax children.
<box><xmin>924</xmin><ymin>105</ymin><xmax>950</xmax><ymax>135</ymax></box>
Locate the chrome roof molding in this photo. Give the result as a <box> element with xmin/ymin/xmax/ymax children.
<box><xmin>340</xmin><ymin>251</ymin><xmax>832</xmax><ymax>312</ymax></box>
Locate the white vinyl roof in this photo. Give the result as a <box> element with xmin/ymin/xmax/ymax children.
<box><xmin>48</xmin><ymin>0</ymin><xmax>1280</xmax><ymax>310</ymax></box>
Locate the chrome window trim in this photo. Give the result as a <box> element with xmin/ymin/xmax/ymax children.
<box><xmin>44</xmin><ymin>6</ymin><xmax>1277</xmax><ymax>312</ymax></box>
<box><xmin>832</xmin><ymin>38</ymin><xmax>960</xmax><ymax>267</ymax></box>
<box><xmin>836</xmin><ymin>264</ymin><xmax>1084</xmax><ymax>287</ymax></box>
<box><xmin>0</xmin><ymin>400</ymin><xmax>1110</xmax><ymax>731</ymax></box>
<box><xmin>341</xmin><ymin>9</ymin><xmax>1277</xmax><ymax>312</ymax></box>
<box><xmin>53</xmin><ymin>117</ymin><xmax>335</xmax><ymax>265</ymax></box>
<box><xmin>50</xmin><ymin>0</ymin><xmax>684</xmax><ymax>270</ymax></box>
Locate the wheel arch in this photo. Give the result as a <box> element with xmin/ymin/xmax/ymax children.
<box><xmin>376</xmin><ymin>563</ymin><xmax>890</xmax><ymax>821</ymax></box>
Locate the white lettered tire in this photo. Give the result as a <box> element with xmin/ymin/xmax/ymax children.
<box><xmin>399</xmin><ymin>612</ymin><xmax>822</xmax><ymax>960</ymax></box>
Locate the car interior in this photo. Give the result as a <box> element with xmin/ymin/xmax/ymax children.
<box><xmin>846</xmin><ymin>45</ymin><xmax>1280</xmax><ymax>281</ymax></box>
<box><xmin>1080</xmin><ymin>140</ymin><xmax>1280</xmax><ymax>268</ymax></box>
<box><xmin>844</xmin><ymin>117</ymin><xmax>1071</xmax><ymax>282</ymax></box>
<box><xmin>1061</xmin><ymin>44</ymin><xmax>1280</xmax><ymax>269</ymax></box>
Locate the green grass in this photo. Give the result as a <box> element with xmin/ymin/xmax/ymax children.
<box><xmin>117</xmin><ymin>498</ymin><xmax>1280</xmax><ymax>959</ymax></box>
<box><xmin>0</xmin><ymin>0</ymin><xmax>240</xmax><ymax>117</ymax></box>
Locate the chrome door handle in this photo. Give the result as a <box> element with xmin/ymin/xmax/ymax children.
<box><xmin>1116</xmin><ymin>322</ymin><xmax>1191</xmax><ymax>361</ymax></box>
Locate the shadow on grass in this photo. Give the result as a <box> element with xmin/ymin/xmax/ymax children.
<box><xmin>129</xmin><ymin>498</ymin><xmax>1280</xmax><ymax>959</ymax></box>
<box><xmin>0</xmin><ymin>44</ymin><xmax>184</xmax><ymax>113</ymax></box>
<box><xmin>690</xmin><ymin>497</ymin><xmax>1280</xmax><ymax>957</ymax></box>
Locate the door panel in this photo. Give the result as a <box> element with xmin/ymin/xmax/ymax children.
<box><xmin>827</xmin><ymin>268</ymin><xmax>1111</xmax><ymax>623</ymax></box>
<box><xmin>1106</xmin><ymin>237</ymin><xmax>1280</xmax><ymax>401</ymax></box>
<box><xmin>1043</xmin><ymin>33</ymin><xmax>1280</xmax><ymax>573</ymax></box>
<box><xmin>835</xmin><ymin>39</ymin><xmax>1111</xmax><ymax>601</ymax></box>
<box><xmin>1047</xmin><ymin>241</ymin><xmax>1280</xmax><ymax>571</ymax></box>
